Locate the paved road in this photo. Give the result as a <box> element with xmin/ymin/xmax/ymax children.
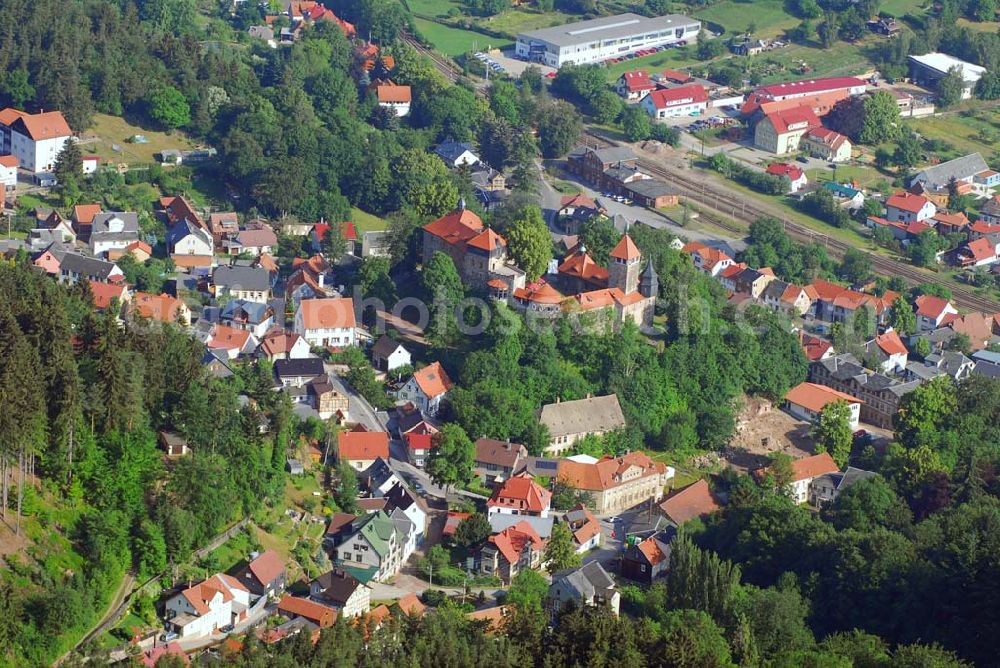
<box><xmin>538</xmin><ymin>161</ymin><xmax>743</xmax><ymax>248</ymax></box>
<box><xmin>324</xmin><ymin>365</ymin><xmax>388</xmax><ymax>433</ymax></box>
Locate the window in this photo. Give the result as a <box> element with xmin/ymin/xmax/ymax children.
<box><xmin>640</xmin><ymin>565</ymin><xmax>647</xmax><ymax>572</ymax></box>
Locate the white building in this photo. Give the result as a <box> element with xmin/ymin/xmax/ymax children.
<box><xmin>0</xmin><ymin>155</ymin><xmax>17</xmax><ymax>189</ymax></box>
<box><xmin>6</xmin><ymin>111</ymin><xmax>72</xmax><ymax>174</ymax></box>
<box><xmin>640</xmin><ymin>84</ymin><xmax>709</xmax><ymax>119</ymax></box>
<box><xmin>164</xmin><ymin>574</ymin><xmax>251</xmax><ymax>639</ymax></box>
<box><xmin>785</xmin><ymin>453</ymin><xmax>840</xmax><ymax>505</ymax></box>
<box><xmin>82</xmin><ymin>156</ymin><xmax>98</xmax><ymax>175</ymax></box>
<box><xmin>89</xmin><ymin>212</ymin><xmax>140</xmax><ymax>257</ymax></box>
<box><xmin>515</xmin><ymin>13</ymin><xmax>700</xmax><ymax>68</ymax></box>
<box><xmin>294</xmin><ymin>297</ymin><xmax>356</xmax><ymax>348</ymax></box>
<box><xmin>783</xmin><ymin>381</ymin><xmax>862</xmax><ymax>430</ymax></box>
<box><xmin>908</xmin><ymin>52</ymin><xmax>986</xmax><ymax>100</ymax></box>
<box><xmin>396</xmin><ymin>362</ymin><xmax>452</xmax><ymax>415</ymax></box>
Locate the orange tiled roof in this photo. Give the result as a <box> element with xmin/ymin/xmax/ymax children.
<box><xmin>658</xmin><ymin>479</ymin><xmax>720</xmax><ymax>525</ymax></box>
<box><xmin>412</xmin><ymin>361</ymin><xmax>452</xmax><ymax>400</ymax></box>
<box><xmin>299</xmin><ymin>297</ymin><xmax>356</xmax><ymax>330</ymax></box>
<box><xmin>338</xmin><ymin>430</ymin><xmax>389</xmax><ymax>461</ymax></box>
<box><xmin>790</xmin><ymin>452</ymin><xmax>840</xmax><ymax>482</ymax></box>
<box><xmin>609</xmin><ymin>234</ymin><xmax>641</xmax><ymax>261</ymax></box>
<box><xmin>785</xmin><ymin>382</ymin><xmax>861</xmax><ymax>414</ymax></box>
<box><xmin>558</xmin><ymin>250</ymin><xmax>609</xmax><ymax>284</ymax></box>
<box><xmin>487</xmin><ymin>473</ymin><xmax>551</xmax><ymax>513</ymax></box>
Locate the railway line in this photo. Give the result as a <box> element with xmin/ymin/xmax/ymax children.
<box><xmin>401</xmin><ymin>33</ymin><xmax>999</xmax><ymax>312</ymax></box>
<box><xmin>582</xmin><ymin>130</ymin><xmax>1000</xmax><ymax>313</ymax></box>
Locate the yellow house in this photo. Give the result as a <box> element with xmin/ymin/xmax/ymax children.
<box><xmin>802</xmin><ymin>127</ymin><xmax>852</xmax><ymax>162</ymax></box>
<box><xmin>754</xmin><ymin>106</ymin><xmax>821</xmax><ymax>155</ymax></box>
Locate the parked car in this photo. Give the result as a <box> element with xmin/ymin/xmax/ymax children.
<box><xmin>161</xmin><ymin>632</ymin><xmax>179</xmax><ymax>642</ymax></box>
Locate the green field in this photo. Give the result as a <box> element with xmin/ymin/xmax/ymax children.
<box><xmin>806</xmin><ymin>165</ymin><xmax>886</xmax><ymax>189</ymax></box>
<box><xmin>907</xmin><ymin>112</ymin><xmax>1000</xmax><ymax>159</ymax></box>
<box><xmin>749</xmin><ymin>42</ymin><xmax>872</xmax><ymax>85</ymax></box>
<box><xmin>603</xmin><ymin>47</ymin><xmax>701</xmax><ymax>82</ymax></box>
<box><xmin>80</xmin><ymin>113</ymin><xmax>200</xmax><ymax>164</ymax></box>
<box><xmin>351</xmin><ymin>207</ymin><xmax>389</xmax><ymax>233</ymax></box>
<box><xmin>468</xmin><ymin>8</ymin><xmax>578</xmax><ymax>37</ymax></box>
<box><xmin>693</xmin><ymin>0</ymin><xmax>800</xmax><ymax>38</ymax></box>
<box><xmin>413</xmin><ymin>17</ymin><xmax>511</xmax><ymax>55</ymax></box>
<box><xmin>880</xmin><ymin>0</ymin><xmax>928</xmax><ymax>14</ymax></box>
<box><xmin>406</xmin><ymin>0</ymin><xmax>463</xmax><ymax>18</ymax></box>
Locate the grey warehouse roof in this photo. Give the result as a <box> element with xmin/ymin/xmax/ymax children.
<box><xmin>517</xmin><ymin>13</ymin><xmax>700</xmax><ymax>47</ymax></box>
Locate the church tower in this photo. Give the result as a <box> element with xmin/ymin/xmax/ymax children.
<box><xmin>639</xmin><ymin>258</ymin><xmax>658</xmax><ymax>299</ymax></box>
<box><xmin>608</xmin><ymin>234</ymin><xmax>642</xmax><ymax>295</ymax></box>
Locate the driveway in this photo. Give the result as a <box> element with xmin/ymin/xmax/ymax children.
<box><xmin>324</xmin><ymin>366</ymin><xmax>388</xmax><ymax>432</ymax></box>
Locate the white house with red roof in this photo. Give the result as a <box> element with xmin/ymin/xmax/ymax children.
<box><xmin>396</xmin><ymin>361</ymin><xmax>452</xmax><ymax>415</ymax></box>
<box><xmin>640</xmin><ymin>84</ymin><xmax>709</xmax><ymax>119</ymax></box>
<box><xmin>680</xmin><ymin>240</ymin><xmax>735</xmax><ymax>276</ymax></box>
<box><xmin>955</xmin><ymin>237</ymin><xmax>999</xmax><ymax>268</ymax></box>
<box><xmin>164</xmin><ymin>573</ymin><xmax>251</xmax><ymax>638</ymax></box>
<box><xmin>800</xmin><ymin>331</ymin><xmax>834</xmax><ymax>362</ymax></box>
<box><xmin>864</xmin><ymin>330</ymin><xmax>909</xmax><ymax>374</ymax></box>
<box><xmin>885</xmin><ymin>192</ymin><xmax>936</xmax><ymax>224</ymax></box>
<box><xmin>375</xmin><ymin>82</ymin><xmax>412</xmax><ymax>117</ymax></box>
<box><xmin>753</xmin><ymin>106</ymin><xmax>821</xmax><ymax>154</ymax></box>
<box><xmin>915</xmin><ymin>294</ymin><xmax>958</xmax><ymax>332</ymax></box>
<box><xmin>615</xmin><ymin>70</ymin><xmax>656</xmax><ymax>101</ymax></box>
<box><xmin>478</xmin><ymin>519</ymin><xmax>546</xmax><ymax>584</ymax></box>
<box><xmin>487</xmin><ymin>472</ymin><xmax>552</xmax><ymax>518</ymax></box>
<box><xmin>206</xmin><ymin>324</ymin><xmax>258</xmax><ymax>359</ymax></box>
<box><xmin>0</xmin><ymin>154</ymin><xmax>17</xmax><ymax>189</ymax></box>
<box><xmin>765</xmin><ymin>162</ymin><xmax>808</xmax><ymax>192</ymax></box>
<box><xmin>338</xmin><ymin>429</ymin><xmax>390</xmax><ymax>470</ymax></box>
<box><xmin>784</xmin><ymin>382</ymin><xmax>862</xmax><ymax>429</ymax></box>
<box><xmin>757</xmin><ymin>452</ymin><xmax>841</xmax><ymax>504</ymax></box>
<box><xmin>294</xmin><ymin>297</ymin><xmax>356</xmax><ymax>348</ymax></box>
<box><xmin>801</xmin><ymin>127</ymin><xmax>852</xmax><ymax>162</ymax></box>
<box><xmin>0</xmin><ymin>109</ymin><xmax>73</xmax><ymax>173</ymax></box>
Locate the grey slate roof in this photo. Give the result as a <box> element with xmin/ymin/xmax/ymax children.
<box><xmin>518</xmin><ymin>13</ymin><xmax>699</xmax><ymax>47</ymax></box>
<box><xmin>550</xmin><ymin>561</ymin><xmax>616</xmax><ymax>600</ymax></box>
<box><xmin>489</xmin><ymin>513</ymin><xmax>554</xmax><ymax>539</ymax></box>
<box><xmin>213</xmin><ymin>265</ymin><xmax>271</xmax><ymax>292</ymax></box>
<box><xmin>274</xmin><ymin>357</ymin><xmax>324</xmax><ymax>379</ymax></box>
<box><xmin>625</xmin><ymin>178</ymin><xmax>679</xmax><ymax>198</ymax></box>
<box><xmin>220</xmin><ymin>299</ymin><xmax>272</xmax><ymax>325</ymax></box>
<box><xmin>910</xmin><ymin>153</ymin><xmax>989</xmax><ymax>190</ymax></box>
<box><xmin>434</xmin><ymin>139</ymin><xmax>477</xmax><ymax>164</ymax></box>
<box><xmin>570</xmin><ymin>145</ymin><xmax>638</xmax><ymax>165</ymax></box>
<box><xmin>59</xmin><ymin>252</ymin><xmax>119</xmax><ymax>281</ymax></box>
<box><xmin>539</xmin><ymin>395</ymin><xmax>626</xmax><ymax>439</ymax></box>
<box><xmin>372</xmin><ymin>335</ymin><xmax>407</xmax><ymax>360</ymax></box>
<box><xmin>91</xmin><ymin>212</ymin><xmax>139</xmax><ymax>236</ymax></box>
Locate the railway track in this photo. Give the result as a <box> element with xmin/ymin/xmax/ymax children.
<box><xmin>401</xmin><ymin>32</ymin><xmax>999</xmax><ymax>312</ymax></box>
<box><xmin>582</xmin><ymin>130</ymin><xmax>1000</xmax><ymax>313</ymax></box>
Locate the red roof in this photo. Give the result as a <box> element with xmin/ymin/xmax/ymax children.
<box><xmin>658</xmin><ymin>479</ymin><xmax>720</xmax><ymax>525</ymax></box>
<box><xmin>89</xmin><ymin>280</ymin><xmax>127</xmax><ymax>310</ymax></box>
<box><xmin>488</xmin><ymin>520</ymin><xmax>544</xmax><ymax>565</ymax></box>
<box><xmin>423</xmin><ymin>209</ymin><xmax>485</xmax><ymax>248</ymax></box>
<box><xmin>443</xmin><ymin>511</ymin><xmax>472</xmax><ymax>537</ymax></box>
<box><xmin>396</xmin><ymin>592</ymin><xmax>427</xmax><ymax>616</ymax></box>
<box><xmin>12</xmin><ymin>111</ymin><xmax>72</xmax><ymax>140</ymax></box>
<box><xmin>0</xmin><ymin>155</ymin><xmax>18</xmax><ymax>168</ymax></box>
<box><xmin>298</xmin><ymin>297</ymin><xmax>356</xmax><ymax>330</ymax></box>
<box><xmin>785</xmin><ymin>382</ymin><xmax>862</xmax><ymax>413</ymax></box>
<box><xmin>338</xmin><ymin>430</ymin><xmax>389</xmax><ymax>461</ymax></box>
<box><xmin>800</xmin><ymin>332</ymin><xmax>833</xmax><ymax>361</ymax></box>
<box><xmin>559</xmin><ymin>194</ymin><xmax>597</xmax><ymax>210</ymax></box>
<box><xmin>412</xmin><ymin>361</ymin><xmax>452</xmax><ymax>400</ymax></box>
<box><xmin>278</xmin><ymin>595</ymin><xmax>337</xmax><ymax>626</ymax></box>
<box><xmin>209</xmin><ymin>324</ymin><xmax>251</xmax><ymax>352</ymax></box>
<box><xmin>558</xmin><ymin>250</ymin><xmax>609</xmax><ymax>284</ymax></box>
<box><xmin>376</xmin><ymin>83</ymin><xmax>412</xmax><ymax>103</ymax></box>
<box><xmin>962</xmin><ymin>237</ymin><xmax>996</xmax><ymax>264</ymax></box>
<box><xmin>790</xmin><ymin>452</ymin><xmax>840</xmax><ymax>482</ymax></box>
<box><xmin>873</xmin><ymin>330</ymin><xmax>908</xmax><ymax>356</ymax></box>
<box><xmin>487</xmin><ymin>473</ymin><xmax>552</xmax><ymax>514</ymax></box>
<box><xmin>248</xmin><ymin>549</ymin><xmax>285</xmax><ymax>587</ymax></box>
<box><xmin>914</xmin><ymin>294</ymin><xmax>953</xmax><ymax>319</ymax></box>
<box><xmin>644</xmin><ymin>84</ymin><xmax>708</xmax><ymax>110</ymax></box>
<box><xmin>661</xmin><ymin>68</ymin><xmax>693</xmax><ymax>83</ymax></box>
<box><xmin>620</xmin><ymin>70</ymin><xmax>655</xmax><ymax>92</ymax></box>
<box><xmin>886</xmin><ymin>191</ymin><xmax>932</xmax><ymax>215</ymax></box>
<box><xmin>609</xmin><ymin>234</ymin><xmax>641</xmax><ymax>261</ymax></box>
<box><xmin>513</xmin><ymin>282</ymin><xmax>565</xmax><ymax>305</ymax></box>
<box><xmin>763</xmin><ymin>106</ymin><xmax>821</xmax><ymax>134</ymax></box>
<box><xmin>466</xmin><ymin>228</ymin><xmax>506</xmax><ymax>252</ymax></box>
<box><xmin>765</xmin><ymin>162</ymin><xmax>804</xmax><ymax>180</ymax></box>
<box><xmin>404</xmin><ymin>431</ymin><xmax>434</xmax><ymax>451</ymax></box>
<box><xmin>805</xmin><ymin>127</ymin><xmax>848</xmax><ymax>150</ymax></box>
<box><xmin>637</xmin><ymin>536</ymin><xmax>667</xmax><ymax>566</ymax></box>
<box><xmin>756</xmin><ymin>76</ymin><xmax>866</xmax><ymax>98</ymax></box>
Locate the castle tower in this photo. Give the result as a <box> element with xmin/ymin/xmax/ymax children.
<box><xmin>639</xmin><ymin>258</ymin><xmax>658</xmax><ymax>299</ymax></box>
<box><xmin>608</xmin><ymin>234</ymin><xmax>642</xmax><ymax>295</ymax></box>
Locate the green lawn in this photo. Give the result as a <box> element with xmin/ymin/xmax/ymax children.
<box><xmin>806</xmin><ymin>165</ymin><xmax>885</xmax><ymax>189</ymax></box>
<box><xmin>413</xmin><ymin>17</ymin><xmax>511</xmax><ymax>56</ymax></box>
<box><xmin>749</xmin><ymin>42</ymin><xmax>872</xmax><ymax>85</ymax></box>
<box><xmin>693</xmin><ymin>0</ymin><xmax>800</xmax><ymax>38</ymax></box>
<box><xmin>907</xmin><ymin>112</ymin><xmax>1000</xmax><ymax>159</ymax></box>
<box><xmin>603</xmin><ymin>48</ymin><xmax>701</xmax><ymax>82</ymax></box>
<box><xmin>80</xmin><ymin>113</ymin><xmax>200</xmax><ymax>165</ymax></box>
<box><xmin>407</xmin><ymin>0</ymin><xmax>463</xmax><ymax>18</ymax></box>
<box><xmin>467</xmin><ymin>8</ymin><xmax>578</xmax><ymax>38</ymax></box>
<box><xmin>351</xmin><ymin>207</ymin><xmax>389</xmax><ymax>233</ymax></box>
<box><xmin>881</xmin><ymin>0</ymin><xmax>927</xmax><ymax>13</ymax></box>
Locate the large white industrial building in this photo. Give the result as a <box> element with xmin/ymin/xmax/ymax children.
<box><xmin>515</xmin><ymin>13</ymin><xmax>701</xmax><ymax>68</ymax></box>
